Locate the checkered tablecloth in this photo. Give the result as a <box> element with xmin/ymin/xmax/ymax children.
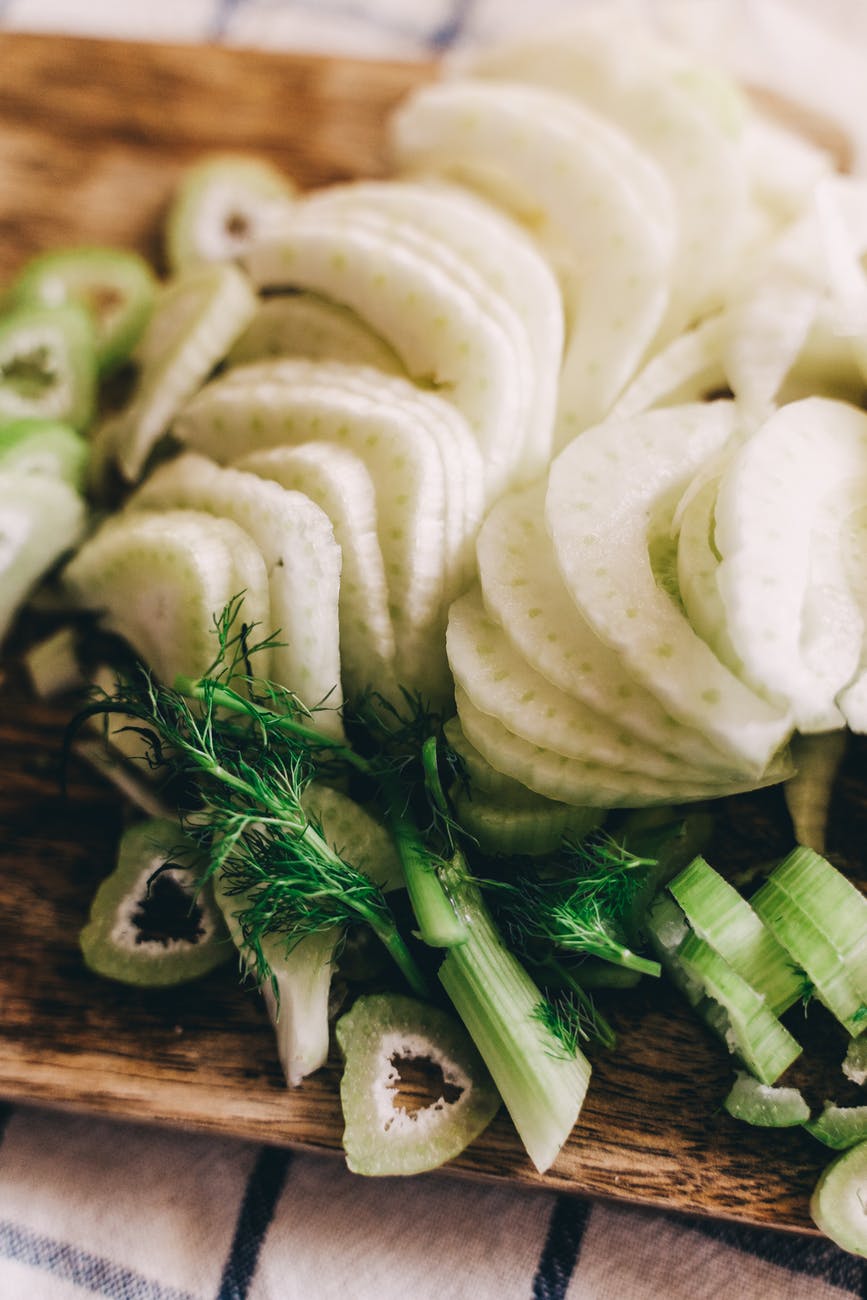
<box><xmin>1</xmin><ymin>2</ymin><xmax>866</xmax><ymax>1296</ymax></box>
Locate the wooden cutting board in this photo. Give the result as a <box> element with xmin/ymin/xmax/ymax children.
<box><xmin>0</xmin><ymin>31</ymin><xmax>863</xmax><ymax>1235</ymax></box>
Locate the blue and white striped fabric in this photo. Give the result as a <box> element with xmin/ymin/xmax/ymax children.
<box><xmin>1</xmin><ymin>1</ymin><xmax>866</xmax><ymax>1296</ymax></box>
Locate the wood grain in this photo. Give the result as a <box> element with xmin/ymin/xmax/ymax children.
<box><xmin>0</xmin><ymin>31</ymin><xmax>862</xmax><ymax>1234</ymax></box>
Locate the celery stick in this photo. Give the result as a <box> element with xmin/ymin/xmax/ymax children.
<box><xmin>751</xmin><ymin>847</ymin><xmax>867</xmax><ymax>1035</ymax></box>
<box><xmin>668</xmin><ymin>856</ymin><xmax>804</xmax><ymax>1015</ymax></box>
<box><xmin>806</xmin><ymin>1104</ymin><xmax>867</xmax><ymax>1150</ymax></box>
<box><xmin>439</xmin><ymin>856</ymin><xmax>591</xmax><ymax>1173</ymax></box>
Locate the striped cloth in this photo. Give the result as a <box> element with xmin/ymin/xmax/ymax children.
<box><xmin>1</xmin><ymin>1</ymin><xmax>866</xmax><ymax>1296</ymax></box>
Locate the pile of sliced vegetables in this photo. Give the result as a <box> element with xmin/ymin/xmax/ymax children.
<box><xmin>3</xmin><ymin>7</ymin><xmax>867</xmax><ymax>1254</ymax></box>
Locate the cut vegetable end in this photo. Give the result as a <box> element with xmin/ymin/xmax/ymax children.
<box><xmin>336</xmin><ymin>993</ymin><xmax>500</xmax><ymax>1176</ymax></box>
<box><xmin>805</xmin><ymin>1104</ymin><xmax>867</xmax><ymax>1151</ymax></box>
<box><xmin>724</xmin><ymin>1071</ymin><xmax>810</xmax><ymax>1127</ymax></box>
<box><xmin>811</xmin><ymin>1141</ymin><xmax>867</xmax><ymax>1256</ymax></box>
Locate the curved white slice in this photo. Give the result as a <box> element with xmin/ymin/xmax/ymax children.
<box><xmin>0</xmin><ymin>473</ymin><xmax>86</xmax><ymax>644</ymax></box>
<box><xmin>244</xmin><ymin>209</ymin><xmax>524</xmax><ymax>499</ymax></box>
<box><xmin>234</xmin><ymin>442</ymin><xmax>396</xmax><ymax>700</ymax></box>
<box><xmin>448</xmin><ymin>587</ymin><xmax>728</xmax><ymax>784</ymax></box>
<box><xmin>173</xmin><ymin>360</ymin><xmax>449</xmax><ymax>701</ymax></box>
<box><xmin>547</xmin><ymin>403</ymin><xmax>792</xmax><ymax>773</ymax></box>
<box><xmin>63</xmin><ymin>508</ymin><xmax>270</xmax><ymax>686</ymax></box>
<box><xmin>115</xmin><ymin>263</ymin><xmax>257</xmax><ymax>482</ymax></box>
<box><xmin>469</xmin><ymin>24</ymin><xmax>749</xmax><ymax>339</ymax></box>
<box><xmin>613</xmin><ymin>315</ymin><xmax>729</xmax><ymax>418</ymax></box>
<box><xmin>721</xmin><ymin>280</ymin><xmax>821</xmax><ymax>427</ymax></box>
<box><xmin>715</xmin><ymin>397</ymin><xmax>867</xmax><ymax>732</ymax></box>
<box><xmin>741</xmin><ymin>113</ymin><xmax>834</xmax><ymax>226</ymax></box>
<box><xmin>391</xmin><ymin>79</ymin><xmax>675</xmax><ymax>444</ymax></box>
<box><xmin>476</xmin><ymin>480</ymin><xmax>742</xmax><ymax>777</ymax></box>
<box><xmin>226</xmin><ymin>292</ymin><xmax>405</xmax><ymax>374</ymax></box>
<box><xmin>302</xmin><ymin>180</ymin><xmax>563</xmax><ymax>481</ymax></box>
<box><xmin>455</xmin><ymin>687</ymin><xmax>785</xmax><ymax>810</ymax></box>
<box><xmin>127</xmin><ymin>453</ymin><xmax>344</xmax><ymax>733</ymax></box>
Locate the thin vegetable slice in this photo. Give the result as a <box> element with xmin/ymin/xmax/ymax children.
<box><xmin>244</xmin><ymin>208</ymin><xmax>527</xmax><ymax>501</ymax></box>
<box><xmin>469</xmin><ymin>18</ymin><xmax>750</xmax><ymax>340</ymax></box>
<box><xmin>0</xmin><ymin>418</ymin><xmax>88</xmax><ymax>489</ymax></box>
<box><xmin>476</xmin><ymin>480</ymin><xmax>740</xmax><ymax>777</ymax></box>
<box><xmin>0</xmin><ymin>303</ymin><xmax>96</xmax><ymax>431</ymax></box>
<box><xmin>448</xmin><ymin>586</ymin><xmax>730</xmax><ymax>785</ymax></box>
<box><xmin>336</xmin><ymin>993</ymin><xmax>500</xmax><ymax>1175</ymax></box>
<box><xmin>174</xmin><ymin>360</ymin><xmax>451</xmax><ymax>702</ymax></box>
<box><xmin>806</xmin><ymin>1104</ymin><xmax>867</xmax><ymax>1150</ymax></box>
<box><xmin>9</xmin><ymin>246</ymin><xmax>156</xmax><ymax>372</ymax></box>
<box><xmin>750</xmin><ymin>847</ymin><xmax>867</xmax><ymax>1034</ymax></box>
<box><xmin>0</xmin><ymin>472</ymin><xmax>86</xmax><ymax>644</ymax></box>
<box><xmin>165</xmin><ymin>154</ymin><xmax>297</xmax><ymax>273</ymax></box>
<box><xmin>112</xmin><ymin>262</ymin><xmax>256</xmax><ymax>481</ymax></box>
<box><xmin>668</xmin><ymin>855</ymin><xmax>805</xmax><ymax>1015</ymax></box>
<box><xmin>227</xmin><ymin>292</ymin><xmax>404</xmax><ymax>374</ymax></box>
<box><xmin>301</xmin><ymin>179</ymin><xmax>562</xmax><ymax>482</ymax></box>
<box><xmin>128</xmin><ymin>452</ymin><xmax>345</xmax><ymax>734</ymax></box>
<box><xmin>391</xmin><ymin>78</ymin><xmax>675</xmax><ymax>444</ymax></box>
<box><xmin>80</xmin><ymin>819</ymin><xmax>230</xmax><ymax>986</ymax></box>
<box><xmin>546</xmin><ymin>402</ymin><xmax>793</xmax><ymax>774</ymax></box>
<box><xmin>844</xmin><ymin>1037</ymin><xmax>867</xmax><ymax>1087</ymax></box>
<box><xmin>714</xmin><ymin>397</ymin><xmax>867</xmax><ymax>732</ymax></box>
<box><xmin>724</xmin><ymin>1071</ymin><xmax>810</xmax><ymax>1127</ymax></box>
<box><xmin>63</xmin><ymin>507</ymin><xmax>271</xmax><ymax>685</ymax></box>
<box><xmin>811</xmin><ymin>1141</ymin><xmax>867</xmax><ymax>1256</ymax></box>
<box><xmin>452</xmin><ymin>789</ymin><xmax>602</xmax><ymax>859</ymax></box>
<box><xmin>235</xmin><ymin>442</ymin><xmax>397</xmax><ymax>700</ymax></box>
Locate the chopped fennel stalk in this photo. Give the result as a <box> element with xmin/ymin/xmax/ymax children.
<box><xmin>438</xmin><ymin>852</ymin><xmax>591</xmax><ymax>1173</ymax></box>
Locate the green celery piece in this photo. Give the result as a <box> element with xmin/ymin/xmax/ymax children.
<box><xmin>724</xmin><ymin>1071</ymin><xmax>810</xmax><ymax>1127</ymax></box>
<box><xmin>0</xmin><ymin>303</ymin><xmax>96</xmax><ymax>430</ymax></box>
<box><xmin>811</xmin><ymin>1140</ymin><xmax>867</xmax><ymax>1256</ymax></box>
<box><xmin>9</xmin><ymin>246</ymin><xmax>156</xmax><ymax>373</ymax></box>
<box><xmin>80</xmin><ymin>819</ymin><xmax>231</xmax><ymax>986</ymax></box>
<box><xmin>844</xmin><ymin>1036</ymin><xmax>867</xmax><ymax>1086</ymax></box>
<box><xmin>0</xmin><ymin>471</ymin><xmax>86</xmax><ymax>645</ymax></box>
<box><xmin>669</xmin><ymin>855</ymin><xmax>804</xmax><ymax>1015</ymax></box>
<box><xmin>751</xmin><ymin>847</ymin><xmax>867</xmax><ymax>1035</ymax></box>
<box><xmin>0</xmin><ymin>418</ymin><xmax>88</xmax><ymax>489</ymax></box>
<box><xmin>805</xmin><ymin>1103</ymin><xmax>867</xmax><ymax>1150</ymax></box>
<box><xmin>676</xmin><ymin>930</ymin><xmax>802</xmax><ymax>1084</ymax></box>
<box><xmin>335</xmin><ymin>993</ymin><xmax>500</xmax><ymax>1176</ymax></box>
<box><xmin>438</xmin><ymin>857</ymin><xmax>591</xmax><ymax>1173</ymax></box>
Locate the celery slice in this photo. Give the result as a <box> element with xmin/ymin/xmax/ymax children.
<box><xmin>113</xmin><ymin>263</ymin><xmax>256</xmax><ymax>481</ymax></box>
<box><xmin>845</xmin><ymin>1037</ymin><xmax>867</xmax><ymax>1087</ymax></box>
<box><xmin>647</xmin><ymin>894</ymin><xmax>802</xmax><ymax>1084</ymax></box>
<box><xmin>806</xmin><ymin>1104</ymin><xmax>867</xmax><ymax>1151</ymax></box>
<box><xmin>9</xmin><ymin>246</ymin><xmax>156</xmax><ymax>372</ymax></box>
<box><xmin>675</xmin><ymin>930</ymin><xmax>802</xmax><ymax>1084</ymax></box>
<box><xmin>751</xmin><ymin>847</ymin><xmax>867</xmax><ymax>1034</ymax></box>
<box><xmin>668</xmin><ymin>856</ymin><xmax>805</xmax><ymax>1015</ymax></box>
<box><xmin>546</xmin><ymin>401</ymin><xmax>793</xmax><ymax>775</ymax></box>
<box><xmin>724</xmin><ymin>1071</ymin><xmax>810</xmax><ymax>1127</ymax></box>
<box><xmin>0</xmin><ymin>471</ymin><xmax>86</xmax><ymax>644</ymax></box>
<box><xmin>80</xmin><ymin>819</ymin><xmax>230</xmax><ymax>987</ymax></box>
<box><xmin>336</xmin><ymin>993</ymin><xmax>500</xmax><ymax>1176</ymax></box>
<box><xmin>165</xmin><ymin>154</ymin><xmax>297</xmax><ymax>273</ymax></box>
<box><xmin>128</xmin><ymin>453</ymin><xmax>345</xmax><ymax>736</ymax></box>
<box><xmin>227</xmin><ymin>293</ymin><xmax>404</xmax><ymax>374</ymax></box>
<box><xmin>811</xmin><ymin>1141</ymin><xmax>867</xmax><ymax>1256</ymax></box>
<box><xmin>0</xmin><ymin>418</ymin><xmax>88</xmax><ymax>490</ymax></box>
<box><xmin>391</xmin><ymin>79</ymin><xmax>675</xmax><ymax>446</ymax></box>
<box><xmin>0</xmin><ymin>303</ymin><xmax>96</xmax><ymax>431</ymax></box>
<box><xmin>438</xmin><ymin>860</ymin><xmax>591</xmax><ymax>1173</ymax></box>
<box><xmin>63</xmin><ymin>508</ymin><xmax>271</xmax><ymax>686</ymax></box>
